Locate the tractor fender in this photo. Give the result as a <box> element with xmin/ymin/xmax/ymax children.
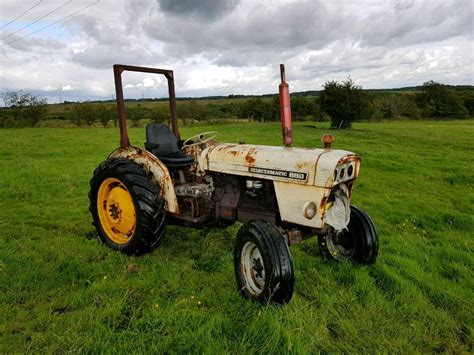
<box><xmin>108</xmin><ymin>146</ymin><xmax>179</xmax><ymax>214</ymax></box>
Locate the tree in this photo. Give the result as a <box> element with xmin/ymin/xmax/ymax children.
<box><xmin>71</xmin><ymin>102</ymin><xmax>98</xmax><ymax>126</ymax></box>
<box><xmin>96</xmin><ymin>105</ymin><xmax>115</xmax><ymax>127</ymax></box>
<box><xmin>178</xmin><ymin>100</ymin><xmax>206</xmax><ymax>125</ymax></box>
<box><xmin>320</xmin><ymin>78</ymin><xmax>371</xmax><ymax>129</ymax></box>
<box><xmin>291</xmin><ymin>96</ymin><xmax>320</xmax><ymax>120</ymax></box>
<box><xmin>2</xmin><ymin>90</ymin><xmax>48</xmax><ymax>127</ymax></box>
<box><xmin>416</xmin><ymin>81</ymin><xmax>468</xmax><ymax>119</ymax></box>
<box><xmin>126</xmin><ymin>104</ymin><xmax>144</xmax><ymax>127</ymax></box>
<box><xmin>242</xmin><ymin>98</ymin><xmax>277</xmax><ymax>122</ymax></box>
<box><xmin>153</xmin><ymin>106</ymin><xmax>170</xmax><ymax>123</ymax></box>
<box><xmin>460</xmin><ymin>91</ymin><xmax>474</xmax><ymax>117</ymax></box>
<box><xmin>372</xmin><ymin>94</ymin><xmax>420</xmax><ymax>120</ymax></box>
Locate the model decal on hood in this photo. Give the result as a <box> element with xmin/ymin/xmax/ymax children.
<box><xmin>249</xmin><ymin>167</ymin><xmax>308</xmax><ymax>181</ymax></box>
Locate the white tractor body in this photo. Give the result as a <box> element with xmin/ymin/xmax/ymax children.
<box><xmin>198</xmin><ymin>143</ymin><xmax>360</xmax><ymax>229</ymax></box>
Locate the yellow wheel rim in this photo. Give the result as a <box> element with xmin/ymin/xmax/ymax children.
<box><xmin>97</xmin><ymin>177</ymin><xmax>136</xmax><ymax>245</ymax></box>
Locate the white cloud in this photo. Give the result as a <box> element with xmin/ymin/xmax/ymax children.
<box><xmin>42</xmin><ymin>85</ymin><xmax>57</xmax><ymax>92</ymax></box>
<box><xmin>0</xmin><ymin>0</ymin><xmax>472</xmax><ymax>103</ymax></box>
<box><xmin>142</xmin><ymin>78</ymin><xmax>155</xmax><ymax>88</ymax></box>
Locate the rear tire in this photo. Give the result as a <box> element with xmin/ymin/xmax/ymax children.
<box><xmin>89</xmin><ymin>158</ymin><xmax>166</xmax><ymax>255</ymax></box>
<box><xmin>319</xmin><ymin>205</ymin><xmax>378</xmax><ymax>264</ymax></box>
<box><xmin>234</xmin><ymin>220</ymin><xmax>294</xmax><ymax>304</ymax></box>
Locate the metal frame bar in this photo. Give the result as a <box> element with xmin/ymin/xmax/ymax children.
<box><xmin>113</xmin><ymin>64</ymin><xmax>180</xmax><ymax>147</ymax></box>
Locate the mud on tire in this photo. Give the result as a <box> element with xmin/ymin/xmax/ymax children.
<box><xmin>234</xmin><ymin>220</ymin><xmax>294</xmax><ymax>304</ymax></box>
<box><xmin>89</xmin><ymin>158</ymin><xmax>166</xmax><ymax>255</ymax></box>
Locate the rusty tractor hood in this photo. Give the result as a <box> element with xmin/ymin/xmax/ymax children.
<box><xmin>199</xmin><ymin>143</ymin><xmax>359</xmax><ymax>188</ymax></box>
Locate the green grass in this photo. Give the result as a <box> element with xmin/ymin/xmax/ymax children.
<box><xmin>1</xmin><ymin>120</ymin><xmax>473</xmax><ymax>353</ymax></box>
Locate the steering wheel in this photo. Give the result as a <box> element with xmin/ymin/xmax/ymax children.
<box><xmin>182</xmin><ymin>131</ymin><xmax>218</xmax><ymax>148</ymax></box>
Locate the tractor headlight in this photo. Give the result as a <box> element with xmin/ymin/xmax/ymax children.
<box><xmin>334</xmin><ymin>161</ymin><xmax>356</xmax><ymax>184</ymax></box>
<box><xmin>303</xmin><ymin>201</ymin><xmax>317</xmax><ymax>219</ymax></box>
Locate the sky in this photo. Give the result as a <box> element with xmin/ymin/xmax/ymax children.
<box><xmin>0</xmin><ymin>0</ymin><xmax>473</xmax><ymax>103</ymax></box>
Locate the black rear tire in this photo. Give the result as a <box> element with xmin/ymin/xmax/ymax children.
<box><xmin>89</xmin><ymin>158</ymin><xmax>166</xmax><ymax>255</ymax></box>
<box><xmin>319</xmin><ymin>205</ymin><xmax>378</xmax><ymax>264</ymax></box>
<box><xmin>234</xmin><ymin>220</ymin><xmax>294</xmax><ymax>304</ymax></box>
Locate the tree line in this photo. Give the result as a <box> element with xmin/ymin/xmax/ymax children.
<box><xmin>1</xmin><ymin>80</ymin><xmax>473</xmax><ymax>129</ymax></box>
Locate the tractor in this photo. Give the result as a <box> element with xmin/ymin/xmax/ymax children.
<box><xmin>89</xmin><ymin>64</ymin><xmax>378</xmax><ymax>304</ymax></box>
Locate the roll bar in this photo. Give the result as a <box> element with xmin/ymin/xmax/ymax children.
<box><xmin>113</xmin><ymin>64</ymin><xmax>180</xmax><ymax>147</ymax></box>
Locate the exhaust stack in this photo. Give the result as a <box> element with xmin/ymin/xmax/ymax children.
<box><xmin>279</xmin><ymin>64</ymin><xmax>292</xmax><ymax>147</ymax></box>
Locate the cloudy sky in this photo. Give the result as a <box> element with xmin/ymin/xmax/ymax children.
<box><xmin>0</xmin><ymin>0</ymin><xmax>473</xmax><ymax>103</ymax></box>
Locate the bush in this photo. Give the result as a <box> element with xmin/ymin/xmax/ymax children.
<box><xmin>177</xmin><ymin>101</ymin><xmax>207</xmax><ymax>125</ymax></box>
<box><xmin>283</xmin><ymin>96</ymin><xmax>320</xmax><ymax>121</ymax></box>
<box><xmin>96</xmin><ymin>105</ymin><xmax>115</xmax><ymax>127</ymax></box>
<box><xmin>241</xmin><ymin>98</ymin><xmax>278</xmax><ymax>122</ymax></box>
<box><xmin>320</xmin><ymin>78</ymin><xmax>371</xmax><ymax>129</ymax></box>
<box><xmin>71</xmin><ymin>103</ymin><xmax>98</xmax><ymax>126</ymax></box>
<box><xmin>153</xmin><ymin>106</ymin><xmax>170</xmax><ymax>123</ymax></box>
<box><xmin>1</xmin><ymin>91</ymin><xmax>48</xmax><ymax>127</ymax></box>
<box><xmin>459</xmin><ymin>91</ymin><xmax>474</xmax><ymax>117</ymax></box>
<box><xmin>126</xmin><ymin>104</ymin><xmax>153</xmax><ymax>127</ymax></box>
<box><xmin>372</xmin><ymin>94</ymin><xmax>421</xmax><ymax>120</ymax></box>
<box><xmin>416</xmin><ymin>81</ymin><xmax>468</xmax><ymax>119</ymax></box>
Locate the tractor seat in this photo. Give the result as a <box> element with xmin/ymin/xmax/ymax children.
<box><xmin>145</xmin><ymin>123</ymin><xmax>195</xmax><ymax>169</ymax></box>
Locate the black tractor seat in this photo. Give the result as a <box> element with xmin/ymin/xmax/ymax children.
<box><xmin>145</xmin><ymin>123</ymin><xmax>195</xmax><ymax>169</ymax></box>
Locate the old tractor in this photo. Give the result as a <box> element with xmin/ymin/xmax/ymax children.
<box><xmin>89</xmin><ymin>64</ymin><xmax>378</xmax><ymax>304</ymax></box>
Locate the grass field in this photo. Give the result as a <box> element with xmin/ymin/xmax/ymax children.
<box><xmin>1</xmin><ymin>120</ymin><xmax>473</xmax><ymax>353</ymax></box>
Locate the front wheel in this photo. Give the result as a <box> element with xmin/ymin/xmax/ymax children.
<box><xmin>234</xmin><ymin>220</ymin><xmax>294</xmax><ymax>304</ymax></box>
<box><xmin>319</xmin><ymin>205</ymin><xmax>378</xmax><ymax>264</ymax></box>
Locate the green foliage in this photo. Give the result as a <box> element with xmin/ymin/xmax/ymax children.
<box><xmin>241</xmin><ymin>97</ymin><xmax>278</xmax><ymax>122</ymax></box>
<box><xmin>96</xmin><ymin>105</ymin><xmax>115</xmax><ymax>127</ymax></box>
<box><xmin>459</xmin><ymin>91</ymin><xmax>474</xmax><ymax>117</ymax></box>
<box><xmin>126</xmin><ymin>104</ymin><xmax>147</xmax><ymax>127</ymax></box>
<box><xmin>0</xmin><ymin>121</ymin><xmax>473</xmax><ymax>352</ymax></box>
<box><xmin>177</xmin><ymin>100</ymin><xmax>207</xmax><ymax>125</ymax></box>
<box><xmin>416</xmin><ymin>81</ymin><xmax>468</xmax><ymax>119</ymax></box>
<box><xmin>153</xmin><ymin>106</ymin><xmax>170</xmax><ymax>124</ymax></box>
<box><xmin>1</xmin><ymin>82</ymin><xmax>473</xmax><ymax>129</ymax></box>
<box><xmin>71</xmin><ymin>103</ymin><xmax>98</xmax><ymax>126</ymax></box>
<box><xmin>372</xmin><ymin>94</ymin><xmax>421</xmax><ymax>120</ymax></box>
<box><xmin>320</xmin><ymin>78</ymin><xmax>371</xmax><ymax>129</ymax></box>
<box><xmin>0</xmin><ymin>90</ymin><xmax>48</xmax><ymax>127</ymax></box>
<box><xmin>290</xmin><ymin>96</ymin><xmax>320</xmax><ymax>120</ymax></box>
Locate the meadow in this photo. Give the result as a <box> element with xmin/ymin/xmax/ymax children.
<box><xmin>0</xmin><ymin>120</ymin><xmax>473</xmax><ymax>353</ymax></box>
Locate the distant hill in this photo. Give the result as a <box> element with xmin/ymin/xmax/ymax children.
<box><xmin>61</xmin><ymin>84</ymin><xmax>474</xmax><ymax>105</ymax></box>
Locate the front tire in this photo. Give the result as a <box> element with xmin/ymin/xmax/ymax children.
<box><xmin>234</xmin><ymin>220</ymin><xmax>294</xmax><ymax>304</ymax></box>
<box><xmin>319</xmin><ymin>205</ymin><xmax>378</xmax><ymax>264</ymax></box>
<box><xmin>89</xmin><ymin>158</ymin><xmax>166</xmax><ymax>255</ymax></box>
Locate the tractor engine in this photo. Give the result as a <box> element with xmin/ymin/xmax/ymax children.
<box><xmin>213</xmin><ymin>174</ymin><xmax>279</xmax><ymax>224</ymax></box>
<box><xmin>175</xmin><ymin>181</ymin><xmax>214</xmax><ymax>223</ymax></box>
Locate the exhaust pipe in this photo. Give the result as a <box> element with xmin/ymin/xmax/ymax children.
<box><xmin>279</xmin><ymin>64</ymin><xmax>292</xmax><ymax>147</ymax></box>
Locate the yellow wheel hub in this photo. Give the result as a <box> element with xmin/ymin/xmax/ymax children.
<box><xmin>97</xmin><ymin>177</ymin><xmax>136</xmax><ymax>245</ymax></box>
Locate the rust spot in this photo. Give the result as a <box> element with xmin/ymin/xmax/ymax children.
<box><xmin>223</xmin><ymin>209</ymin><xmax>233</xmax><ymax>217</ymax></box>
<box><xmin>244</xmin><ymin>147</ymin><xmax>258</xmax><ymax>165</ymax></box>
<box><xmin>325</xmin><ymin>175</ymin><xmax>333</xmax><ymax>188</ymax></box>
<box><xmin>319</xmin><ymin>195</ymin><xmax>328</xmax><ymax>210</ymax></box>
<box><xmin>339</xmin><ymin>155</ymin><xmax>359</xmax><ymax>164</ymax></box>
<box><xmin>229</xmin><ymin>151</ymin><xmax>239</xmax><ymax>157</ymax></box>
<box><xmin>245</xmin><ymin>154</ymin><xmax>256</xmax><ymax>165</ymax></box>
<box><xmin>295</xmin><ymin>162</ymin><xmax>308</xmax><ymax>170</ymax></box>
